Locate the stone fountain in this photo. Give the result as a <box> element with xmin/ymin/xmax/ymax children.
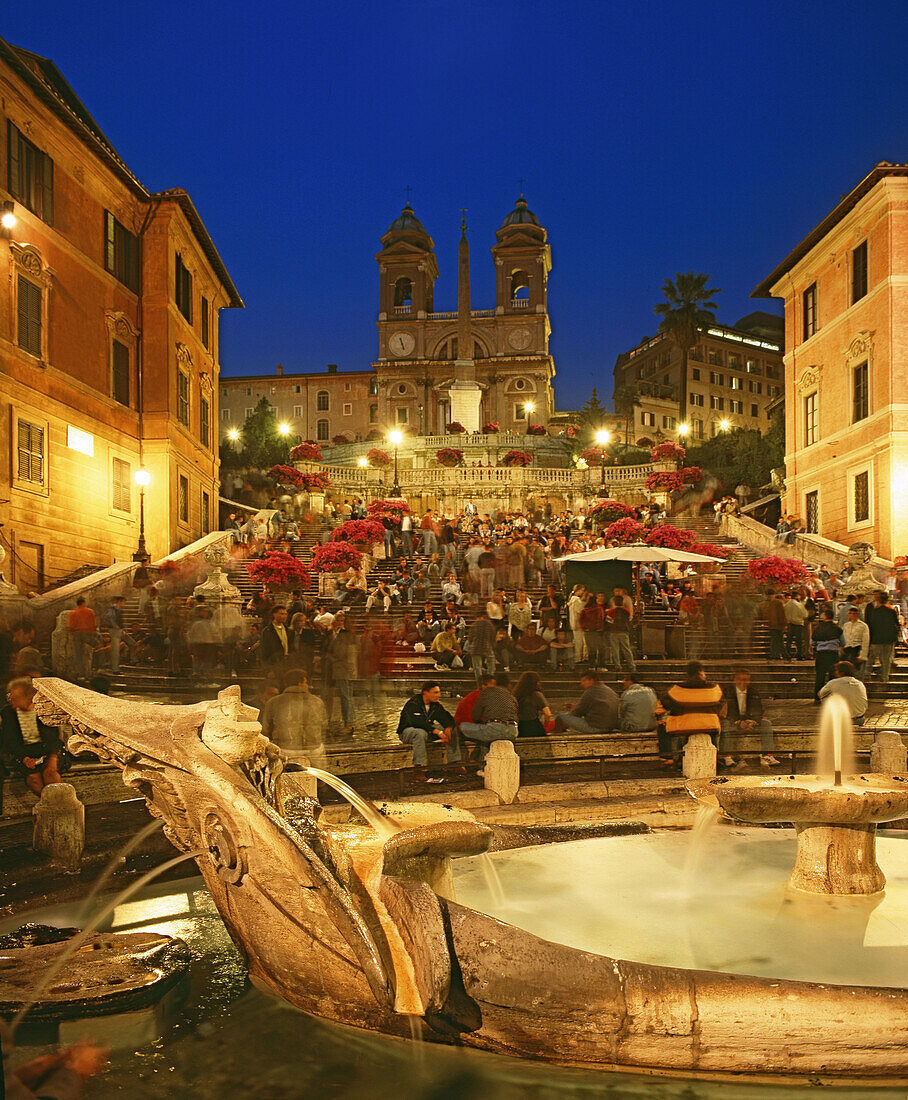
<box><xmin>688</xmin><ymin>696</ymin><xmax>908</xmax><ymax>895</ymax></box>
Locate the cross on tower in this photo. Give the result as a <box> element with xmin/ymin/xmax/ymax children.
<box><xmin>460</xmin><ymin>206</ymin><xmax>468</xmax><ymax>231</ymax></box>
<box><xmin>518</xmin><ymin>177</ymin><xmax>525</xmax><ymax>197</ymax></box>
<box><xmin>404</xmin><ymin>184</ymin><xmax>412</xmax><ymax>204</ymax></box>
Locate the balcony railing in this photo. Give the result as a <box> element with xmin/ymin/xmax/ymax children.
<box><xmin>305</xmin><ymin>462</ymin><xmax>653</xmax><ymax>492</ymax></box>
<box><xmin>509</xmin><ymin>298</ymin><xmax>531</xmax><ymax>309</ymax></box>
<box><xmin>394</xmin><ymin>305</ymin><xmax>412</xmax><ymax>315</ymax></box>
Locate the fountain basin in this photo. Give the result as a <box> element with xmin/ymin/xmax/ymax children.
<box><xmin>688</xmin><ymin>775</ymin><xmax>908</xmax><ymax>895</ymax></box>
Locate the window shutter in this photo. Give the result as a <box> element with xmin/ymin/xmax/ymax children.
<box><xmin>40</xmin><ymin>151</ymin><xmax>53</xmax><ymax>226</ymax></box>
<box><xmin>17</xmin><ymin>421</ymin><xmax>44</xmax><ymax>484</ymax></box>
<box><xmin>105</xmin><ymin>211</ymin><xmax>115</xmax><ymax>273</ymax></box>
<box><xmin>112</xmin><ymin>340</ymin><xmax>130</xmax><ymax>405</ymax></box>
<box><xmin>7</xmin><ymin>121</ymin><xmax>20</xmax><ymax>197</ymax></box>
<box><xmin>125</xmin><ymin>228</ymin><xmax>139</xmax><ymax>293</ymax></box>
<box><xmin>17</xmin><ymin>276</ymin><xmax>42</xmax><ymax>356</ymax></box>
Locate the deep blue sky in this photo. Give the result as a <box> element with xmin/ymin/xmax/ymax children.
<box><xmin>5</xmin><ymin>2</ymin><xmax>907</xmax><ymax>408</ymax></box>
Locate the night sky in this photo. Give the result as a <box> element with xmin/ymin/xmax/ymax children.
<box><xmin>5</xmin><ymin>2</ymin><xmax>907</xmax><ymax>408</ymax></box>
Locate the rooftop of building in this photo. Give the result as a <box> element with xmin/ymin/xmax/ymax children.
<box><xmin>501</xmin><ymin>195</ymin><xmax>541</xmax><ymax>227</ymax></box>
<box><xmin>613</xmin><ymin>315</ymin><xmax>784</xmax><ymax>370</ymax></box>
<box><xmin>752</xmin><ymin>161</ymin><xmax>908</xmax><ymax>298</ymax></box>
<box><xmin>0</xmin><ymin>36</ymin><xmax>243</xmax><ymax>309</ymax></box>
<box><xmin>221</xmin><ymin>364</ymin><xmax>375</xmax><ymax>384</ymax></box>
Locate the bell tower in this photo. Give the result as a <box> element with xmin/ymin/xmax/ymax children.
<box><xmin>491</xmin><ymin>194</ymin><xmax>551</xmax><ymax>315</ymax></box>
<box><xmin>376</xmin><ymin>203</ymin><xmax>438</xmax><ymax>325</ymax></box>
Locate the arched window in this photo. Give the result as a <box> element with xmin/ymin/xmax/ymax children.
<box><xmin>394</xmin><ymin>277</ymin><xmax>413</xmax><ymax>309</ymax></box>
<box><xmin>317</xmin><ymin>390</ymin><xmax>329</xmax><ymax>411</ymax></box>
<box><xmin>316</xmin><ymin>419</ymin><xmax>329</xmax><ymax>440</ymax></box>
<box><xmin>369</xmin><ymin>376</ymin><xmax>378</xmax><ymax>395</ymax></box>
<box><xmin>510</xmin><ymin>269</ymin><xmax>530</xmax><ymax>302</ymax></box>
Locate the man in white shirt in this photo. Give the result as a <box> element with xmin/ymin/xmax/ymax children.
<box><xmin>818</xmin><ymin>661</ymin><xmax>868</xmax><ymax>724</ymax></box>
<box><xmin>400</xmin><ymin>512</ymin><xmax>413</xmax><ymax>556</ymax></box>
<box><xmin>783</xmin><ymin>594</ymin><xmax>809</xmax><ymax>659</ymax></box>
<box><xmin>841</xmin><ymin>606</ymin><xmax>870</xmax><ymax>668</ymax></box>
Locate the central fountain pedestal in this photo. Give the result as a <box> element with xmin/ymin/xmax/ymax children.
<box><xmin>791</xmin><ymin>821</ymin><xmax>886</xmax><ymax>895</ymax></box>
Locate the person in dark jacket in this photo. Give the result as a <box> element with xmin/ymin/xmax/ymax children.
<box><xmin>862</xmin><ymin>592</ymin><xmax>900</xmax><ymax>684</ymax></box>
<box><xmin>812</xmin><ymin>609</ymin><xmax>844</xmax><ymax>701</ymax></box>
<box><xmin>720</xmin><ymin>667</ymin><xmax>779</xmax><ymax>768</ymax></box>
<box><xmin>396</xmin><ymin>681</ymin><xmax>458</xmax><ymax>780</ymax></box>
<box><xmin>1</xmin><ymin>678</ymin><xmax>62</xmax><ymax>795</ymax></box>
<box><xmin>258</xmin><ymin>606</ymin><xmax>290</xmax><ymax>669</ymax></box>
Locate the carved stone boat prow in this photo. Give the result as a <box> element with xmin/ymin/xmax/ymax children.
<box><xmin>30</xmin><ymin>677</ymin><xmax>908</xmax><ymax>1083</ymax></box>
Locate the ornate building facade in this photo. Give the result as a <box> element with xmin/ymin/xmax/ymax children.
<box><xmin>372</xmin><ymin>198</ymin><xmax>556</xmax><ymax>434</ymax></box>
<box><xmin>753</xmin><ymin>162</ymin><xmax>908</xmax><ymax>560</ymax></box>
<box><xmin>0</xmin><ymin>37</ymin><xmax>242</xmax><ymax>588</ymax></box>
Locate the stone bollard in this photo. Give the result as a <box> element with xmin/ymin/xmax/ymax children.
<box><xmin>682</xmin><ymin>734</ymin><xmax>717</xmax><ymax>780</ymax></box>
<box><xmin>483</xmin><ymin>740</ymin><xmax>520</xmax><ymax>805</ymax></box>
<box><xmin>33</xmin><ymin>782</ymin><xmax>85</xmax><ymax>872</ymax></box>
<box><xmin>870</xmin><ymin>731</ymin><xmax>908</xmax><ymax>774</ymax></box>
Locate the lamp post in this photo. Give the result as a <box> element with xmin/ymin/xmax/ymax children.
<box><xmin>278</xmin><ymin>423</ymin><xmax>290</xmax><ymax>437</ymax></box>
<box><xmin>719</xmin><ymin>419</ymin><xmax>730</xmax><ymax>432</ymax></box>
<box><xmin>595</xmin><ymin>429</ymin><xmax>610</xmax><ymax>496</ymax></box>
<box><xmin>389</xmin><ymin>429</ymin><xmax>402</xmax><ymax>497</ymax></box>
<box><xmin>133</xmin><ymin>468</ymin><xmax>151</xmax><ymax>563</ymax></box>
<box><xmin>678</xmin><ymin>423</ymin><xmax>690</xmax><ymax>439</ymax></box>
<box><xmin>524</xmin><ymin>400</ymin><xmax>535</xmax><ymax>432</ymax></box>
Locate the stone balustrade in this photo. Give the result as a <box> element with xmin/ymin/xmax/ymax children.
<box><xmin>722</xmin><ymin>513</ymin><xmax>894</xmax><ymax>574</ymax></box>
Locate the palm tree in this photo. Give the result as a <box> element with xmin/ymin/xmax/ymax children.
<box><xmin>612</xmin><ymin>384</ymin><xmax>639</xmax><ymax>450</ymax></box>
<box><xmin>654</xmin><ymin>272</ymin><xmax>721</xmax><ymax>426</ymax></box>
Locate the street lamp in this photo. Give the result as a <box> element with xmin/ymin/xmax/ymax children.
<box><xmin>0</xmin><ymin>202</ymin><xmax>15</xmax><ymax>232</ymax></box>
<box><xmin>719</xmin><ymin>419</ymin><xmax>730</xmax><ymax>432</ymax></box>
<box><xmin>278</xmin><ymin>423</ymin><xmax>290</xmax><ymax>436</ymax></box>
<box><xmin>595</xmin><ymin>429</ymin><xmax>610</xmax><ymax>496</ymax></box>
<box><xmin>389</xmin><ymin>429</ymin><xmax>403</xmax><ymax>496</ymax></box>
<box><xmin>678</xmin><ymin>423</ymin><xmax>690</xmax><ymax>438</ymax></box>
<box><xmin>524</xmin><ymin>400</ymin><xmax>535</xmax><ymax>431</ymax></box>
<box><xmin>133</xmin><ymin>468</ymin><xmax>151</xmax><ymax>563</ymax></box>
<box><xmin>227</xmin><ymin>428</ymin><xmax>239</xmax><ymax>442</ymax></box>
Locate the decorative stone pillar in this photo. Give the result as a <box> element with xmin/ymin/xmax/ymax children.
<box><xmin>193</xmin><ymin>544</ymin><xmax>242</xmax><ymax>611</ymax></box>
<box><xmin>682</xmin><ymin>733</ymin><xmax>717</xmax><ymax>780</ymax></box>
<box><xmin>870</xmin><ymin>731</ymin><xmax>908</xmax><ymax>774</ymax></box>
<box><xmin>483</xmin><ymin>740</ymin><xmax>520</xmax><ymax>804</ymax></box>
<box><xmin>33</xmin><ymin>783</ymin><xmax>85</xmax><ymax>872</ymax></box>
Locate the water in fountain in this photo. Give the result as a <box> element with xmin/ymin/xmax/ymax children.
<box><xmin>304</xmin><ymin>767</ymin><xmax>400</xmax><ymax>837</ymax></box>
<box><xmin>815</xmin><ymin>693</ymin><xmax>857</xmax><ymax>784</ymax></box>
<box><xmin>75</xmin><ymin>817</ymin><xmax>164</xmax><ymax>925</ymax></box>
<box><xmin>478</xmin><ymin>852</ymin><xmax>507</xmax><ymax>909</ymax></box>
<box><xmin>11</xmin><ymin>847</ymin><xmax>206</xmax><ymax>1034</ymax></box>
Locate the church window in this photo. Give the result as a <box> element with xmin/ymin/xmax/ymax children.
<box><xmin>369</xmin><ymin>376</ymin><xmax>378</xmax><ymax>395</ymax></box>
<box><xmin>514</xmin><ymin>378</ymin><xmax>526</xmax><ymax>391</ymax></box>
<box><xmin>510</xmin><ymin>269</ymin><xmax>530</xmax><ymax>302</ymax></box>
<box><xmin>515</xmin><ymin>403</ymin><xmax>527</xmax><ymax>421</ymax></box>
<box><xmin>396</xmin><ymin>407</ymin><xmax>408</xmax><ymax>424</ymax></box>
<box><xmin>316</xmin><ymin>419</ymin><xmax>329</xmax><ymax>440</ymax></box>
<box><xmin>317</xmin><ymin>390</ymin><xmax>329</xmax><ymax>411</ymax></box>
<box><xmin>397</xmin><ymin>384</ymin><xmax>407</xmax><ymax>395</ymax></box>
<box><xmin>394</xmin><ymin>277</ymin><xmax>413</xmax><ymax>311</ymax></box>
<box><xmin>343</xmin><ymin>403</ymin><xmax>352</xmax><ymax>415</ymax></box>
<box><xmin>369</xmin><ymin>404</ymin><xmax>378</xmax><ymax>423</ymax></box>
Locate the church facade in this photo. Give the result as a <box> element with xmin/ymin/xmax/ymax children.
<box><xmin>372</xmin><ymin>198</ymin><xmax>556</xmax><ymax>435</ymax></box>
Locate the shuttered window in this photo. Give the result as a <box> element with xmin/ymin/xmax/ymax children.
<box><xmin>112</xmin><ymin>457</ymin><xmax>131</xmax><ymax>512</ymax></box>
<box><xmin>17</xmin><ymin>420</ymin><xmax>44</xmax><ymax>484</ymax></box>
<box><xmin>854</xmin><ymin>471</ymin><xmax>869</xmax><ymax>524</ymax></box>
<box><xmin>112</xmin><ymin>340</ymin><xmax>130</xmax><ymax>406</ymax></box>
<box><xmin>200</xmin><ymin>396</ymin><xmax>210</xmax><ymax>448</ymax></box>
<box><xmin>201</xmin><ymin>296</ymin><xmax>209</xmax><ymax>348</ymax></box>
<box><xmin>175</xmin><ymin>253</ymin><xmax>193</xmax><ymax>321</ymax></box>
<box><xmin>104</xmin><ymin>212</ymin><xmax>139</xmax><ymax>293</ymax></box>
<box><xmin>7</xmin><ymin>121</ymin><xmax>54</xmax><ymax>224</ymax></box>
<box><xmin>201</xmin><ymin>491</ymin><xmax>210</xmax><ymax>534</ymax></box>
<box><xmin>17</xmin><ymin>275</ymin><xmax>42</xmax><ymax>357</ymax></box>
<box><xmin>178</xmin><ymin>371</ymin><xmax>190</xmax><ymax>426</ymax></box>
<box><xmin>179</xmin><ymin>475</ymin><xmax>189</xmax><ymax>522</ymax></box>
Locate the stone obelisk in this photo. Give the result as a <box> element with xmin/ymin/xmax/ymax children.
<box><xmin>448</xmin><ymin>211</ymin><xmax>482</xmax><ymax>432</ymax></box>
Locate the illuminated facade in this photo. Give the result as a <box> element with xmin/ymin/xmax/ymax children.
<box><xmin>0</xmin><ymin>37</ymin><xmax>241</xmax><ymax>588</ymax></box>
<box><xmin>612</xmin><ymin>314</ymin><xmax>784</xmax><ymax>444</ymax></box>
<box><xmin>753</xmin><ymin>162</ymin><xmax>908</xmax><ymax>559</ymax></box>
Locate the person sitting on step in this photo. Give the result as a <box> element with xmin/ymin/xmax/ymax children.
<box><xmin>720</xmin><ymin>666</ymin><xmax>780</xmax><ymax>770</ymax></box>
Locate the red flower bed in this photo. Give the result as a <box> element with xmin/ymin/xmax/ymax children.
<box><xmin>366</xmin><ymin>448</ymin><xmax>391</xmax><ymax>468</ymax></box>
<box><xmin>605</xmin><ymin>518</ymin><xmax>648</xmax><ymax>543</ymax></box>
<box><xmin>645</xmin><ymin>524</ymin><xmax>696</xmax><ymax>550</ymax></box>
<box><xmin>747</xmin><ymin>555</ymin><xmax>811</xmax><ymax>587</ymax></box>
<box><xmin>332</xmin><ymin>433</ymin><xmax>349</xmax><ymax>445</ymax></box>
<box><xmin>589</xmin><ymin>499</ymin><xmax>635</xmax><ymax>524</ymax></box>
<box><xmin>680</xmin><ymin>466</ymin><xmax>703</xmax><ymax>483</ymax></box>
<box><xmin>367</xmin><ymin>498</ymin><xmax>411</xmax><ymax>524</ymax></box>
<box><xmin>330</xmin><ymin>519</ymin><xmax>384</xmax><ymax>544</ymax></box>
<box><xmin>436</xmin><ymin>447</ymin><xmax>465</xmax><ymax>467</ymax></box>
<box><xmin>300</xmin><ymin>472</ymin><xmax>331</xmax><ymax>492</ymax></box>
<box><xmin>645</xmin><ymin>471</ymin><xmax>684</xmax><ymax>492</ymax></box>
<box><xmin>501</xmin><ymin>449</ymin><xmax>533</xmax><ymax>467</ymax></box>
<box><xmin>311</xmin><ymin>541</ymin><xmax>364</xmax><ymax>574</ymax></box>
<box><xmin>289</xmin><ymin>442</ymin><xmax>323</xmax><ymax>462</ymax></box>
<box><xmin>246</xmin><ymin>551</ymin><xmax>312</xmax><ymax>591</ymax></box>
<box><xmin>482</xmin><ymin>422</ymin><xmax>500</xmax><ymax>433</ymax></box>
<box><xmin>690</xmin><ymin>541</ymin><xmax>730</xmax><ymax>559</ymax></box>
<box><xmin>447</xmin><ymin>422</ymin><xmax>466</xmax><ymax>434</ymax></box>
<box><xmin>267</xmin><ymin>464</ymin><xmax>305</xmax><ymax>488</ymax></box>
<box><xmin>580</xmin><ymin>447</ymin><xmax>609</xmax><ymax>467</ymax></box>
<box><xmin>527</xmin><ymin>424</ymin><xmax>547</xmax><ymax>435</ymax></box>
<box><xmin>650</xmin><ymin>442</ymin><xmax>686</xmax><ymax>462</ymax></box>
<box><xmin>635</xmin><ymin>437</ymin><xmax>654</xmax><ymax>447</ymax></box>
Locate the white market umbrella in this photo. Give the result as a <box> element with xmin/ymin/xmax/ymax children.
<box><xmin>557</xmin><ymin>542</ymin><xmax>722</xmax><ymax>565</ymax></box>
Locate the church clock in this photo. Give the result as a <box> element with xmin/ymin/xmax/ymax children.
<box><xmin>389</xmin><ymin>331</ymin><xmax>416</xmax><ymax>357</ymax></box>
<box><xmin>508</xmin><ymin>326</ymin><xmax>532</xmax><ymax>351</ymax></box>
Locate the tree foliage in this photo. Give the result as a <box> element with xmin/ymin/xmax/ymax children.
<box><xmin>225</xmin><ymin>398</ymin><xmax>300</xmax><ymax>470</ymax></box>
<box><xmin>685</xmin><ymin>426</ymin><xmax>783</xmax><ymax>493</ymax></box>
